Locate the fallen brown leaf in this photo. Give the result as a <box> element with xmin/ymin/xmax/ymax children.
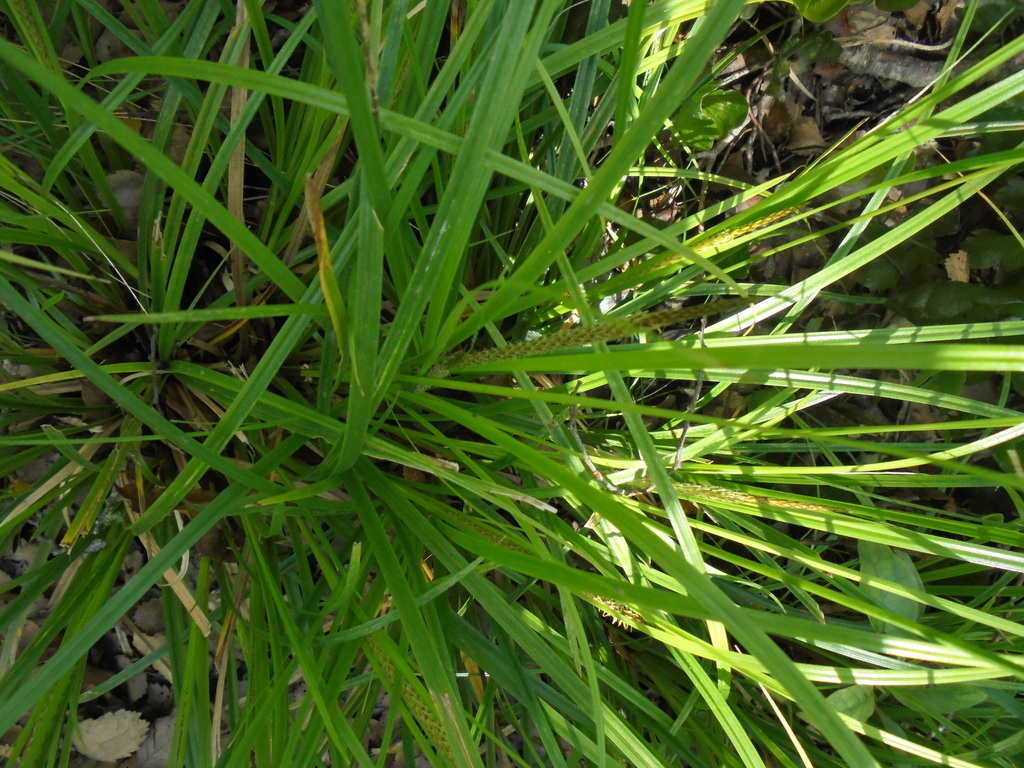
<box><xmin>945</xmin><ymin>250</ymin><xmax>970</xmax><ymax>282</ymax></box>
<box><xmin>73</xmin><ymin>710</ymin><xmax>149</xmax><ymax>762</ymax></box>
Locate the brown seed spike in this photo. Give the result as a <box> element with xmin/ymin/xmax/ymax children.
<box><xmin>434</xmin><ymin>296</ymin><xmax>753</xmax><ymax>378</ymax></box>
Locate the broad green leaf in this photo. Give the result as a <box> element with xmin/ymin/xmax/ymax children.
<box><xmin>858</xmin><ymin>541</ymin><xmax>924</xmax><ymax>634</ymax></box>
<box><xmin>791</xmin><ymin>0</ymin><xmax>849</xmax><ymax>22</ymax></box>
<box><xmin>826</xmin><ymin>685</ymin><xmax>876</xmax><ymax>722</ymax></box>
<box><xmin>965</xmin><ymin>229</ymin><xmax>1024</xmax><ymax>271</ymax></box>
<box><xmin>894</xmin><ymin>685</ymin><xmax>989</xmax><ymax>717</ymax></box>
<box><xmin>874</xmin><ymin>0</ymin><xmax>918</xmax><ymax>11</ymax></box>
<box><xmin>672</xmin><ymin>85</ymin><xmax>747</xmax><ymax>150</ymax></box>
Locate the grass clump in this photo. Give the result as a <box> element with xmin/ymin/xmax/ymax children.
<box><xmin>1</xmin><ymin>1</ymin><xmax>1023</xmax><ymax>766</ymax></box>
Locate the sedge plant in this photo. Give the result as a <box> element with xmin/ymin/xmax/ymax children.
<box><xmin>0</xmin><ymin>1</ymin><xmax>1023</xmax><ymax>767</ymax></box>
